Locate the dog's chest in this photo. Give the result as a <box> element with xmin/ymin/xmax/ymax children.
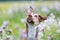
<box><xmin>28</xmin><ymin>24</ymin><xmax>37</xmax><ymax>38</ymax></box>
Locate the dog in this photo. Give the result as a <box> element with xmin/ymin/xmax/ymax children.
<box><xmin>26</xmin><ymin>6</ymin><xmax>47</xmax><ymax>40</ymax></box>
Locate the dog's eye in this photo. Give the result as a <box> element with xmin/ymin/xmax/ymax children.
<box><xmin>29</xmin><ymin>15</ymin><xmax>32</xmax><ymax>17</ymax></box>
<box><xmin>34</xmin><ymin>15</ymin><xmax>37</xmax><ymax>17</ymax></box>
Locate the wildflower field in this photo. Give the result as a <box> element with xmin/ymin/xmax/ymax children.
<box><xmin>0</xmin><ymin>1</ymin><xmax>60</xmax><ymax>40</ymax></box>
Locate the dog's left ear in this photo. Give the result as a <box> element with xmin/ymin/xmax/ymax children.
<box><xmin>38</xmin><ymin>15</ymin><xmax>47</xmax><ymax>22</ymax></box>
<box><xmin>27</xmin><ymin>6</ymin><xmax>34</xmax><ymax>14</ymax></box>
<box><xmin>27</xmin><ymin>6</ymin><xmax>34</xmax><ymax>17</ymax></box>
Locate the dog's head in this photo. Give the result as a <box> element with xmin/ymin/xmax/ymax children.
<box><xmin>27</xmin><ymin>13</ymin><xmax>47</xmax><ymax>25</ymax></box>
<box><xmin>27</xmin><ymin>6</ymin><xmax>47</xmax><ymax>25</ymax></box>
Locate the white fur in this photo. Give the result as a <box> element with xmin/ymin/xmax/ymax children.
<box><xmin>27</xmin><ymin>24</ymin><xmax>38</xmax><ymax>40</ymax></box>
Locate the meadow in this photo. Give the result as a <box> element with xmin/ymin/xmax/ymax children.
<box><xmin>0</xmin><ymin>1</ymin><xmax>60</xmax><ymax>40</ymax></box>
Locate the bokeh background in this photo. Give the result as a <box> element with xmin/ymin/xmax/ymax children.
<box><xmin>0</xmin><ymin>1</ymin><xmax>60</xmax><ymax>40</ymax></box>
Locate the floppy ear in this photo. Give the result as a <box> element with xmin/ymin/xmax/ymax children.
<box><xmin>39</xmin><ymin>15</ymin><xmax>47</xmax><ymax>22</ymax></box>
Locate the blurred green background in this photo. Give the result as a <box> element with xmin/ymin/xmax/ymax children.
<box><xmin>0</xmin><ymin>1</ymin><xmax>60</xmax><ymax>40</ymax></box>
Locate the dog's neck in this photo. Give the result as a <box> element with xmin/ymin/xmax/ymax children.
<box><xmin>27</xmin><ymin>23</ymin><xmax>38</xmax><ymax>39</ymax></box>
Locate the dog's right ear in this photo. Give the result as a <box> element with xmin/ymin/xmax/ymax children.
<box><xmin>38</xmin><ymin>15</ymin><xmax>47</xmax><ymax>22</ymax></box>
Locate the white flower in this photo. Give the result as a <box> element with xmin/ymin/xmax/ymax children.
<box><xmin>44</xmin><ymin>13</ymin><xmax>56</xmax><ymax>25</ymax></box>
<box><xmin>47</xmin><ymin>35</ymin><xmax>53</xmax><ymax>40</ymax></box>
<box><xmin>54</xmin><ymin>1</ymin><xmax>60</xmax><ymax>10</ymax></box>
<box><xmin>6</xmin><ymin>35</ymin><xmax>13</xmax><ymax>40</ymax></box>
<box><xmin>57</xmin><ymin>19</ymin><xmax>60</xmax><ymax>28</ymax></box>
<box><xmin>50</xmin><ymin>13</ymin><xmax>55</xmax><ymax>19</ymax></box>
<box><xmin>26</xmin><ymin>2</ymin><xmax>35</xmax><ymax>9</ymax></box>
<box><xmin>0</xmin><ymin>28</ymin><xmax>3</xmax><ymax>34</ymax></box>
<box><xmin>2</xmin><ymin>21</ymin><xmax>9</xmax><ymax>29</ymax></box>
<box><xmin>3</xmin><ymin>21</ymin><xmax>9</xmax><ymax>25</ymax></box>
<box><xmin>26</xmin><ymin>4</ymin><xmax>30</xmax><ymax>10</ymax></box>
<box><xmin>7</xmin><ymin>7</ymin><xmax>13</xmax><ymax>15</ymax></box>
<box><xmin>38</xmin><ymin>23</ymin><xmax>46</xmax><ymax>31</ymax></box>
<box><xmin>43</xmin><ymin>13</ymin><xmax>58</xmax><ymax>31</ymax></box>
<box><xmin>19</xmin><ymin>4</ymin><xmax>25</xmax><ymax>12</ymax></box>
<box><xmin>38</xmin><ymin>32</ymin><xmax>43</xmax><ymax>40</ymax></box>
<box><xmin>47</xmin><ymin>26</ymin><xmax>51</xmax><ymax>31</ymax></box>
<box><xmin>21</xmin><ymin>18</ymin><xmax>25</xmax><ymax>23</ymax></box>
<box><xmin>12</xmin><ymin>4</ymin><xmax>19</xmax><ymax>12</ymax></box>
<box><xmin>56</xmin><ymin>29</ymin><xmax>60</xmax><ymax>33</ymax></box>
<box><xmin>41</xmin><ymin>6</ymin><xmax>49</xmax><ymax>13</ymax></box>
<box><xmin>9</xmin><ymin>29</ymin><xmax>13</xmax><ymax>34</ymax></box>
<box><xmin>49</xmin><ymin>4</ymin><xmax>54</xmax><ymax>9</ymax></box>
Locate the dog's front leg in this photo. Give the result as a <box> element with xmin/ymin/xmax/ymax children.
<box><xmin>35</xmin><ymin>27</ymin><xmax>39</xmax><ymax>40</ymax></box>
<box><xmin>26</xmin><ymin>23</ymin><xmax>28</xmax><ymax>40</ymax></box>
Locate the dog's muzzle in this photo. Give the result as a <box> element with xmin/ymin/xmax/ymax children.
<box><xmin>27</xmin><ymin>18</ymin><xmax>34</xmax><ymax>24</ymax></box>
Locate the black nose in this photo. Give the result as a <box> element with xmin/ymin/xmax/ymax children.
<box><xmin>27</xmin><ymin>18</ymin><xmax>34</xmax><ymax>24</ymax></box>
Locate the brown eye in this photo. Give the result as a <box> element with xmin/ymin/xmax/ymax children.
<box><xmin>34</xmin><ymin>15</ymin><xmax>37</xmax><ymax>17</ymax></box>
<box><xmin>29</xmin><ymin>15</ymin><xmax>32</xmax><ymax>17</ymax></box>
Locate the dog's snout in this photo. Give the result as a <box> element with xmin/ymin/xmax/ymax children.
<box><xmin>27</xmin><ymin>18</ymin><xmax>33</xmax><ymax>22</ymax></box>
<box><xmin>27</xmin><ymin>18</ymin><xmax>34</xmax><ymax>24</ymax></box>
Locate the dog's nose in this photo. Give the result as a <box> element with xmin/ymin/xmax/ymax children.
<box><xmin>27</xmin><ymin>18</ymin><xmax>34</xmax><ymax>24</ymax></box>
<box><xmin>27</xmin><ymin>18</ymin><xmax>33</xmax><ymax>22</ymax></box>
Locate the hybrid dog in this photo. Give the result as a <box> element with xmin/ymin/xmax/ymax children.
<box><xmin>26</xmin><ymin>6</ymin><xmax>47</xmax><ymax>40</ymax></box>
